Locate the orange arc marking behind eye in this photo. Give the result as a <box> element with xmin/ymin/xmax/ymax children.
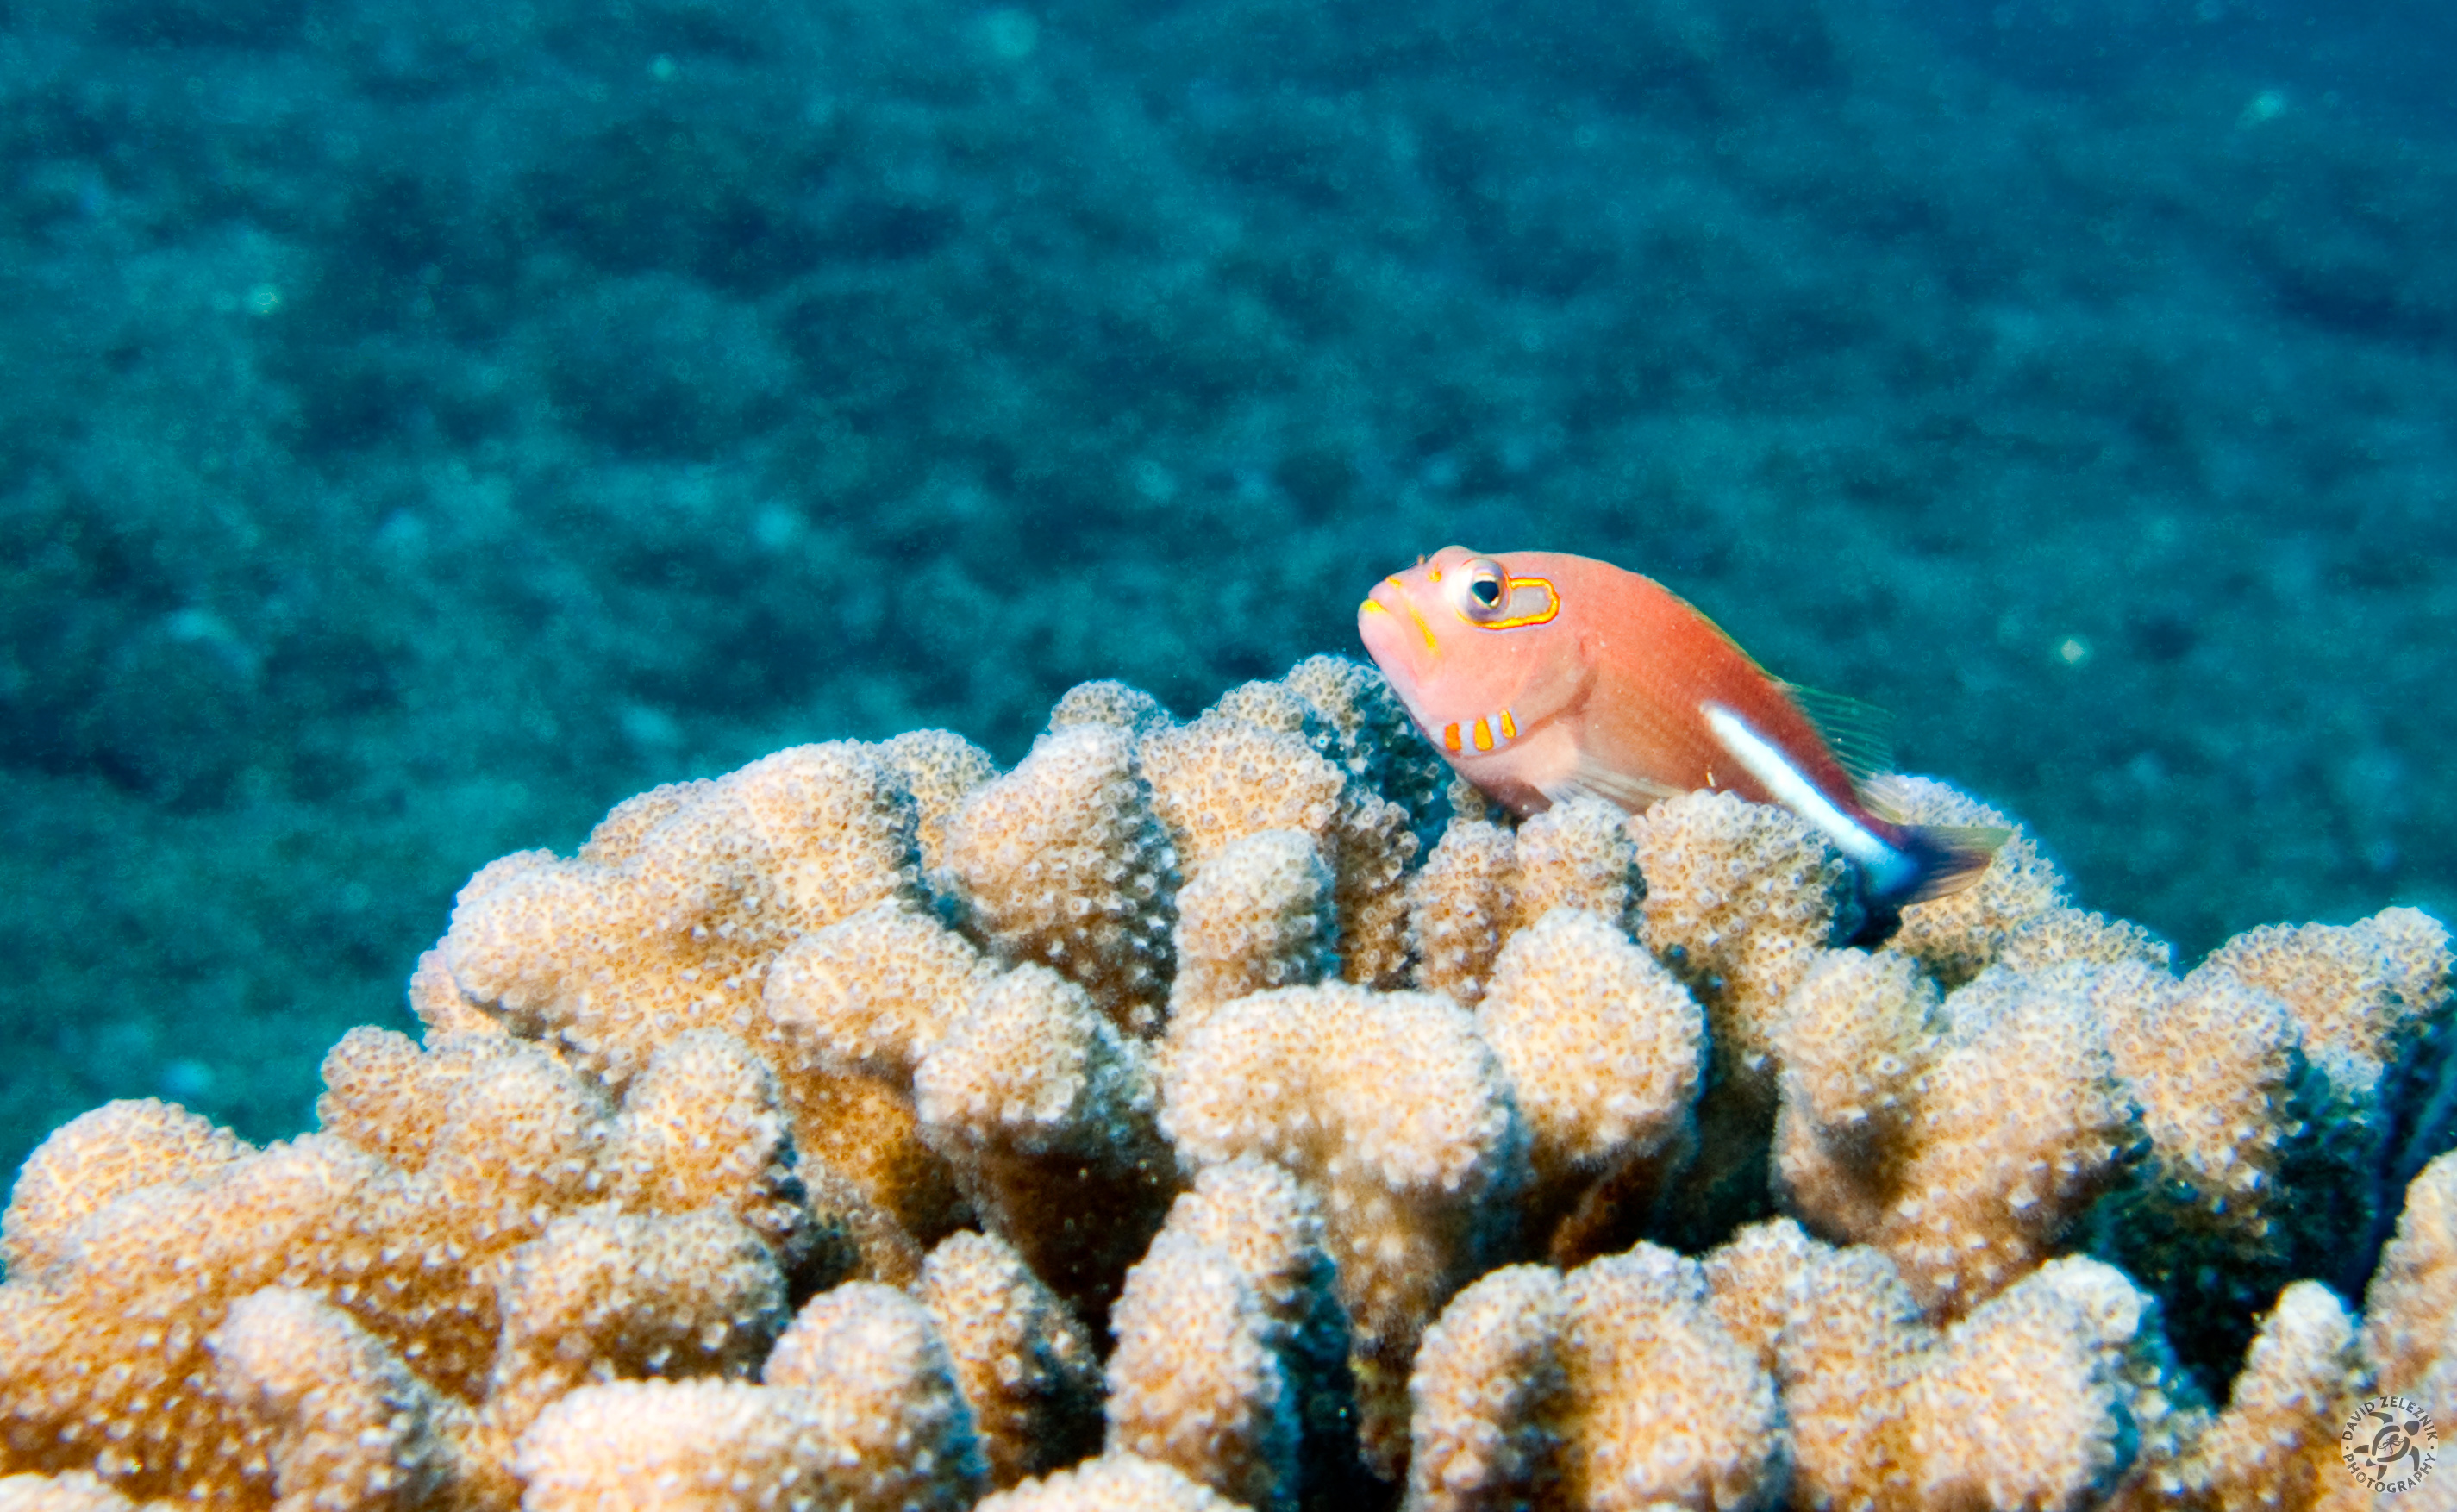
<box><xmin>1477</xmin><ymin>573</ymin><xmax>1561</xmax><ymax>630</ymax></box>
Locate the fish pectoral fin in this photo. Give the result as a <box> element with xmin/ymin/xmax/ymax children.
<box><xmin>1895</xmin><ymin>823</ymin><xmax>2014</xmax><ymax>903</ymax></box>
<box><xmin>1539</xmin><ymin>756</ymin><xmax>1687</xmax><ymax>815</ymax></box>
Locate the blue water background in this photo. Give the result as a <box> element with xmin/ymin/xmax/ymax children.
<box><xmin>2</xmin><ymin>0</ymin><xmax>2450</xmax><ymax>1179</ymax></box>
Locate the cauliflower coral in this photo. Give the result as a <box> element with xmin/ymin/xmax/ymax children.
<box><xmin>3</xmin><ymin>654</ymin><xmax>2451</xmax><ymax>1512</ymax></box>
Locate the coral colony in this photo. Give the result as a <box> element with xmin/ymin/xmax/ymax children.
<box><xmin>3</xmin><ymin>656</ymin><xmax>2450</xmax><ymax>1510</ymax></box>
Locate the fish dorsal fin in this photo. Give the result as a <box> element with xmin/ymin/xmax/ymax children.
<box><xmin>1540</xmin><ymin>755</ymin><xmax>1688</xmax><ymax>815</ymax></box>
<box><xmin>1783</xmin><ymin>684</ymin><xmax>1897</xmax><ymax>789</ymax></box>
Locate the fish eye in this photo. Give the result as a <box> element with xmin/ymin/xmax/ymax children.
<box><xmin>1450</xmin><ymin>557</ymin><xmax>1513</xmax><ymax>623</ymax></box>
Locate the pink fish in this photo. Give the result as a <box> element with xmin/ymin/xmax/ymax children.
<box><xmin>1358</xmin><ymin>546</ymin><xmax>2001</xmax><ymax>908</ymax></box>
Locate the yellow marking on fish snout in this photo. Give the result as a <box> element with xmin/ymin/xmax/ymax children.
<box><xmin>1472</xmin><ymin>718</ymin><xmax>1493</xmax><ymax>752</ymax></box>
<box><xmin>1443</xmin><ymin>723</ymin><xmax>1462</xmax><ymax>753</ymax></box>
<box><xmin>1360</xmin><ymin>598</ymin><xmax>1387</xmax><ymax>616</ymax></box>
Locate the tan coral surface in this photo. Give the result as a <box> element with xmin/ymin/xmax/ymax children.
<box><xmin>3</xmin><ymin>659</ymin><xmax>2451</xmax><ymax>1512</ymax></box>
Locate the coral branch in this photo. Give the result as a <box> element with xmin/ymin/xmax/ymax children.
<box><xmin>2</xmin><ymin>659</ymin><xmax>2448</xmax><ymax>1509</ymax></box>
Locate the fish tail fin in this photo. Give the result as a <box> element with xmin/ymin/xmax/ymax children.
<box><xmin>1893</xmin><ymin>823</ymin><xmax>2011</xmax><ymax>904</ymax></box>
<box><xmin>1845</xmin><ymin>772</ymin><xmax>2009</xmax><ymax>906</ymax></box>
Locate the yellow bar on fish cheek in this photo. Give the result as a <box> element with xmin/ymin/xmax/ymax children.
<box><xmin>1500</xmin><ymin>708</ymin><xmax>1518</xmax><ymax>740</ymax></box>
<box><xmin>1472</xmin><ymin>718</ymin><xmax>1493</xmax><ymax>753</ymax></box>
<box><xmin>1407</xmin><ymin>603</ymin><xmax>1439</xmax><ymax>655</ymax></box>
<box><xmin>1443</xmin><ymin>723</ymin><xmax>1462</xmax><ymax>753</ymax></box>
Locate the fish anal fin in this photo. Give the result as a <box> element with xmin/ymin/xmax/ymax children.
<box><xmin>1784</xmin><ymin>684</ymin><xmax>1898</xmax><ymax>790</ymax></box>
<box><xmin>1898</xmin><ymin>823</ymin><xmax>2013</xmax><ymax>903</ymax></box>
<box><xmin>1860</xmin><ymin>772</ymin><xmax>1918</xmax><ymax>828</ymax></box>
<box><xmin>1540</xmin><ymin>756</ymin><xmax>1687</xmax><ymax>815</ymax></box>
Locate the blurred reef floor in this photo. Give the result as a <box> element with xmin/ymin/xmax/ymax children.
<box><xmin>2</xmin><ymin>0</ymin><xmax>2453</xmax><ymax>1178</ymax></box>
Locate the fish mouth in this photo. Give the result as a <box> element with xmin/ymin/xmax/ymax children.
<box><xmin>1357</xmin><ymin>589</ymin><xmax>1399</xmax><ymax>653</ymax></box>
<box><xmin>1357</xmin><ymin>581</ymin><xmax>1437</xmax><ymax>686</ymax></box>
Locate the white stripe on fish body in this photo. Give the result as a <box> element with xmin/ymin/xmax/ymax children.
<box><xmin>1699</xmin><ymin>702</ymin><xmax>1920</xmax><ymax>901</ymax></box>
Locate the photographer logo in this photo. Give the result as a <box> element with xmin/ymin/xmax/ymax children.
<box><xmin>2343</xmin><ymin>1396</ymin><xmax>2438</xmax><ymax>1496</ymax></box>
